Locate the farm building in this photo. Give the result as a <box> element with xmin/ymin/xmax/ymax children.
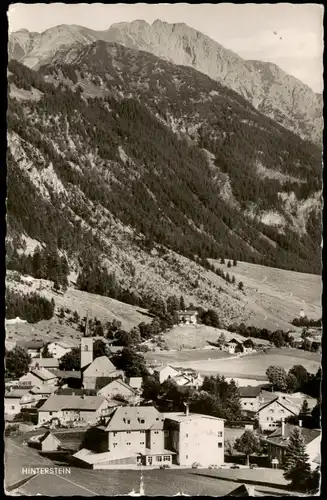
<box><xmin>5</xmin><ymin>388</ymin><xmax>31</xmax><ymax>416</ymax></box>
<box><xmin>47</xmin><ymin>340</ymin><xmax>77</xmax><ymax>359</ymax></box>
<box><xmin>30</xmin><ymin>357</ymin><xmax>59</xmax><ymax>370</ymax></box>
<box><xmin>177</xmin><ymin>310</ymin><xmax>198</xmax><ymax>325</ymax></box>
<box><xmin>17</xmin><ymin>340</ymin><xmax>44</xmax><ymax>358</ymax></box>
<box><xmin>37</xmin><ymin>395</ymin><xmax>112</xmax><ymax>426</ymax></box>
<box><xmin>264</xmin><ymin>422</ymin><xmax>321</xmax><ymax>470</ymax></box>
<box><xmin>19</xmin><ymin>368</ymin><xmax>58</xmax><ymax>387</ymax></box>
<box><xmin>97</xmin><ymin>379</ymin><xmax>136</xmax><ymax>401</ymax></box>
<box><xmin>256</xmin><ymin>397</ymin><xmax>298</xmax><ymax>431</ymax></box>
<box><xmin>154</xmin><ymin>365</ymin><xmax>181</xmax><ymax>384</ymax></box>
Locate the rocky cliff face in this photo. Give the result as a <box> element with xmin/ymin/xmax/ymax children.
<box><xmin>8</xmin><ymin>20</ymin><xmax>323</xmax><ymax>144</ymax></box>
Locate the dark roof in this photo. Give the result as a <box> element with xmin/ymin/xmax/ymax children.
<box><xmin>50</xmin><ymin>370</ymin><xmax>81</xmax><ymax>379</ymax></box>
<box><xmin>239</xmin><ymin>386</ymin><xmax>262</xmax><ymax>398</ymax></box>
<box><xmin>18</xmin><ymin>340</ymin><xmax>44</xmax><ymax>350</ymax></box>
<box><xmin>56</xmin><ymin>388</ymin><xmax>84</xmax><ymax>396</ymax></box>
<box><xmin>265</xmin><ymin>424</ymin><xmax>321</xmax><ymax>448</ymax></box>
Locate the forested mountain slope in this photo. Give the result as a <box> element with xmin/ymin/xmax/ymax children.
<box><xmin>6</xmin><ymin>41</ymin><xmax>321</xmax><ymax>306</ymax></box>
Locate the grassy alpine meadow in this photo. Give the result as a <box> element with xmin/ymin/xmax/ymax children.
<box><xmin>153</xmin><ymin>348</ymin><xmax>321</xmax><ymax>377</ymax></box>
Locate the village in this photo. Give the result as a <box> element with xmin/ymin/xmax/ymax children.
<box><xmin>5</xmin><ymin>305</ymin><xmax>321</xmax><ymax>496</ymax></box>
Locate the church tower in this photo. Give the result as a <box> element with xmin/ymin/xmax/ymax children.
<box><xmin>81</xmin><ymin>313</ymin><xmax>93</xmax><ymax>369</ymax></box>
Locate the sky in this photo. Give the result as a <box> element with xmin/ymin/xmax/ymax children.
<box><xmin>8</xmin><ymin>3</ymin><xmax>324</xmax><ymax>92</ymax></box>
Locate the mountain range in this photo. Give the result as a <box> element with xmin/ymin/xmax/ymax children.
<box><xmin>6</xmin><ymin>23</ymin><xmax>322</xmax><ymax>321</ymax></box>
<box><xmin>8</xmin><ymin>20</ymin><xmax>323</xmax><ymax>145</ymax></box>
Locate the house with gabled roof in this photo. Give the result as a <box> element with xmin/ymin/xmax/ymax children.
<box><xmin>76</xmin><ymin>406</ymin><xmax>175</xmax><ymax>467</ymax></box>
<box><xmin>154</xmin><ymin>365</ymin><xmax>181</xmax><ymax>384</ymax></box>
<box><xmin>5</xmin><ymin>388</ymin><xmax>31</xmax><ymax>416</ymax></box>
<box><xmin>97</xmin><ymin>378</ymin><xmax>136</xmax><ymax>401</ymax></box>
<box><xmin>37</xmin><ymin>394</ymin><xmax>111</xmax><ymax>426</ymax></box>
<box><xmin>239</xmin><ymin>386</ymin><xmax>263</xmax><ymax>413</ymax></box>
<box><xmin>82</xmin><ymin>356</ymin><xmax>124</xmax><ymax>390</ymax></box>
<box><xmin>47</xmin><ymin>340</ymin><xmax>77</xmax><ymax>359</ymax></box>
<box><xmin>257</xmin><ymin>397</ymin><xmax>298</xmax><ymax>431</ymax></box>
<box><xmin>30</xmin><ymin>357</ymin><xmax>59</xmax><ymax>370</ymax></box>
<box><xmin>264</xmin><ymin>422</ymin><xmax>321</xmax><ymax>469</ymax></box>
<box><xmin>19</xmin><ymin>367</ymin><xmax>58</xmax><ymax>387</ymax></box>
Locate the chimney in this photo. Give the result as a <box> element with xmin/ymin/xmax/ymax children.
<box><xmin>281</xmin><ymin>418</ymin><xmax>285</xmax><ymax>437</ymax></box>
<box><xmin>184</xmin><ymin>402</ymin><xmax>189</xmax><ymax>417</ymax></box>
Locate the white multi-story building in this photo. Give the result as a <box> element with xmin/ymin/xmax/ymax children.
<box><xmin>164</xmin><ymin>406</ymin><xmax>224</xmax><ymax>466</ymax></box>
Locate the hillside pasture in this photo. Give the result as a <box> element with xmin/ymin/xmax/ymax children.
<box><xmin>162</xmin><ymin>324</ymin><xmax>271</xmax><ymax>350</ymax></box>
<box><xmin>5</xmin><ymin>273</ymin><xmax>152</xmax><ymax>343</ymax></box>
<box><xmin>161</xmin><ymin>347</ymin><xmax>320</xmax><ymax>377</ymax></box>
<box><xmin>209</xmin><ymin>260</ymin><xmax>321</xmax><ymax>331</ymax></box>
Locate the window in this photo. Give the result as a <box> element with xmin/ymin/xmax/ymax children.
<box><xmin>218</xmin><ymin>443</ymin><xmax>223</xmax><ymax>448</ymax></box>
<box><xmin>127</xmin><ymin>420</ymin><xmax>131</xmax><ymax>424</ymax></box>
<box><xmin>11</xmin><ymin>405</ymin><xmax>15</xmax><ymax>410</ymax></box>
<box><xmin>269</xmin><ymin>409</ymin><xmax>274</xmax><ymax>413</ymax></box>
<box><xmin>164</xmin><ymin>456</ymin><xmax>171</xmax><ymax>461</ymax></box>
<box><xmin>186</xmin><ymin>455</ymin><xmax>188</xmax><ymax>459</ymax></box>
<box><xmin>113</xmin><ymin>443</ymin><xmax>117</xmax><ymax>447</ymax></box>
<box><xmin>217</xmin><ymin>431</ymin><xmax>223</xmax><ymax>437</ymax></box>
<box><xmin>127</xmin><ymin>442</ymin><xmax>131</xmax><ymax>446</ymax></box>
<box><xmin>140</xmin><ymin>442</ymin><xmax>145</xmax><ymax>445</ymax></box>
<box><xmin>157</xmin><ymin>456</ymin><xmax>162</xmax><ymax>462</ymax></box>
<box><xmin>140</xmin><ymin>419</ymin><xmax>145</xmax><ymax>424</ymax></box>
<box><xmin>113</xmin><ymin>432</ymin><xmax>117</xmax><ymax>436</ymax></box>
<box><xmin>49</xmin><ymin>412</ymin><xmax>53</xmax><ymax>416</ymax></box>
<box><xmin>140</xmin><ymin>430</ymin><xmax>145</xmax><ymax>433</ymax></box>
<box><xmin>127</xmin><ymin>431</ymin><xmax>131</xmax><ymax>434</ymax></box>
<box><xmin>185</xmin><ymin>434</ymin><xmax>188</xmax><ymax>438</ymax></box>
<box><xmin>154</xmin><ymin>431</ymin><xmax>159</xmax><ymax>435</ymax></box>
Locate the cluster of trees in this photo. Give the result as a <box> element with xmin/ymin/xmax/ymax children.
<box><xmin>266</xmin><ymin>364</ymin><xmax>321</xmax><ymax>398</ymax></box>
<box><xmin>300</xmin><ymin>329</ymin><xmax>321</xmax><ymax>353</ymax></box>
<box><xmin>6</xmin><ymin>288</ymin><xmax>55</xmax><ymax>323</ymax></box>
<box><xmin>200</xmin><ymin>258</ymin><xmax>243</xmax><ymax>290</ymax></box>
<box><xmin>292</xmin><ymin>316</ymin><xmax>322</xmax><ymax>328</ymax></box>
<box><xmin>228</xmin><ymin>323</ymin><xmax>293</xmax><ymax>347</ymax></box>
<box><xmin>5</xmin><ymin>346</ymin><xmax>31</xmax><ymax>378</ymax></box>
<box><xmin>59</xmin><ymin>340</ymin><xmax>149</xmax><ymax>379</ymax></box>
<box><xmin>76</xmin><ymin>260</ymin><xmax>144</xmax><ymax>307</ymax></box>
<box><xmin>142</xmin><ymin>374</ymin><xmax>242</xmax><ymax>424</ymax></box>
<box><xmin>7</xmin><ymin>245</ymin><xmax>69</xmax><ymax>291</ymax></box>
<box><xmin>283</xmin><ymin>427</ymin><xmax>320</xmax><ymax>493</ymax></box>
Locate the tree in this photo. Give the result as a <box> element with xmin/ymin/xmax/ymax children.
<box><xmin>142</xmin><ymin>375</ymin><xmax>161</xmax><ymax>400</ymax></box>
<box><xmin>93</xmin><ymin>339</ymin><xmax>108</xmax><ymax>359</ymax></box>
<box><xmin>231</xmin><ymin>275</ymin><xmax>236</xmax><ymax>284</ymax></box>
<box><xmin>41</xmin><ymin>343</ymin><xmax>53</xmax><ymax>358</ymax></box>
<box><xmin>238</xmin><ymin>281</ymin><xmax>244</xmax><ymax>291</ymax></box>
<box><xmin>227</xmin><ymin>260</ymin><xmax>232</xmax><ymax>268</ymax></box>
<box><xmin>111</xmin><ymin>348</ymin><xmax>149</xmax><ymax>378</ymax></box>
<box><xmin>286</xmin><ymin>373</ymin><xmax>298</xmax><ymax>393</ymax></box>
<box><xmin>300</xmin><ymin>399</ymin><xmax>309</xmax><ymax>415</ymax></box>
<box><xmin>311</xmin><ymin>400</ymin><xmax>320</xmax><ymax>428</ymax></box>
<box><xmin>273</xmin><ymin>330</ymin><xmax>285</xmax><ymax>348</ymax></box>
<box><xmin>6</xmin><ymin>346</ymin><xmax>31</xmax><ymax>378</ymax></box>
<box><xmin>200</xmin><ymin>309</ymin><xmax>220</xmax><ymax>328</ymax></box>
<box><xmin>234</xmin><ymin>430</ymin><xmax>262</xmax><ymax>466</ymax></box>
<box><xmin>289</xmin><ymin>365</ymin><xmax>309</xmax><ymax>392</ymax></box>
<box><xmin>220</xmin><ymin>257</ymin><xmax>225</xmax><ymax>265</ymax></box>
<box><xmin>233</xmin><ymin>258</ymin><xmax>237</xmax><ymax>266</ymax></box>
<box><xmin>179</xmin><ymin>295</ymin><xmax>186</xmax><ymax>311</ymax></box>
<box><xmin>167</xmin><ymin>295</ymin><xmax>180</xmax><ymax>314</ymax></box>
<box><xmin>59</xmin><ymin>347</ymin><xmax>81</xmax><ymax>370</ymax></box>
<box><xmin>149</xmin><ymin>297</ymin><xmax>166</xmax><ymax>318</ymax></box>
<box><xmin>266</xmin><ymin>365</ymin><xmax>287</xmax><ymax>391</ymax></box>
<box><xmin>283</xmin><ymin>427</ymin><xmax>311</xmax><ymax>491</ymax></box>
<box><xmin>217</xmin><ymin>332</ymin><xmax>226</xmax><ymax>345</ymax></box>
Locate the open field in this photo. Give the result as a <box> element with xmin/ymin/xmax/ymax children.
<box><xmin>209</xmin><ymin>260</ymin><xmax>321</xmax><ymax>331</ymax></box>
<box><xmin>6</xmin><ymin>436</ymin><xmax>290</xmax><ymax>497</ymax></box>
<box><xmin>162</xmin><ymin>325</ymin><xmax>271</xmax><ymax>350</ymax></box>
<box><xmin>152</xmin><ymin>348</ymin><xmax>320</xmax><ymax>377</ymax></box>
<box><xmin>145</xmin><ymin>348</ymin><xmax>233</xmax><ymax>365</ymax></box>
<box><xmin>6</xmin><ymin>272</ymin><xmax>152</xmax><ymax>343</ymax></box>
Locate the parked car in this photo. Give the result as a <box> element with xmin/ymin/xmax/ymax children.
<box><xmin>230</xmin><ymin>464</ymin><xmax>240</xmax><ymax>469</ymax></box>
<box><xmin>250</xmin><ymin>463</ymin><xmax>258</xmax><ymax>469</ymax></box>
<box><xmin>209</xmin><ymin>464</ymin><xmax>218</xmax><ymax>469</ymax></box>
<box><xmin>192</xmin><ymin>462</ymin><xmax>201</xmax><ymax>469</ymax></box>
<box><xmin>159</xmin><ymin>464</ymin><xmax>170</xmax><ymax>469</ymax></box>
